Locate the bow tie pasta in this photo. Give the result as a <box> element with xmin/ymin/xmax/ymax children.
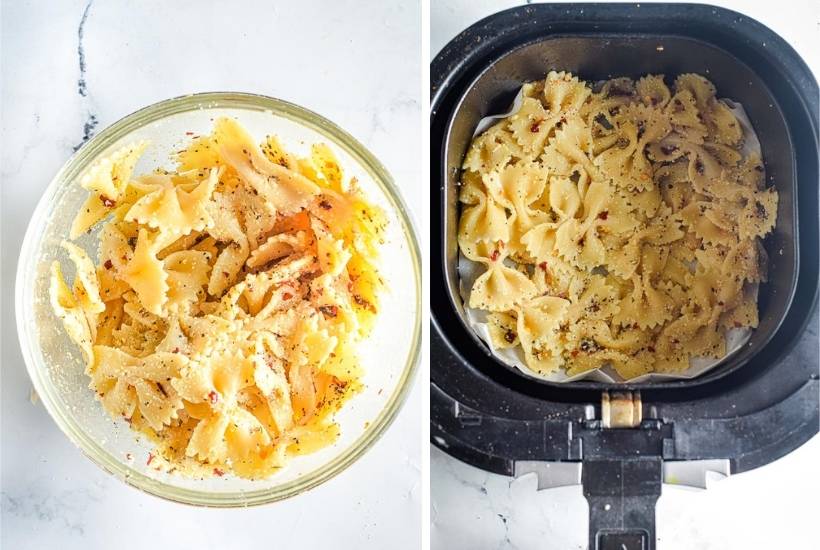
<box><xmin>458</xmin><ymin>71</ymin><xmax>777</xmax><ymax>380</ymax></box>
<box><xmin>50</xmin><ymin>117</ymin><xmax>386</xmax><ymax>478</ymax></box>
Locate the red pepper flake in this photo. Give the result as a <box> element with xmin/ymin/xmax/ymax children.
<box><xmin>647</xmin><ymin>346</ymin><xmax>656</xmax><ymax>353</ymax></box>
<box><xmin>539</xmin><ymin>262</ymin><xmax>548</xmax><ymax>271</ymax></box>
<box><xmin>103</xmin><ymin>259</ymin><xmax>113</xmax><ymax>270</ymax></box>
<box><xmin>282</xmin><ymin>292</ymin><xmax>293</xmax><ymax>300</ymax></box>
<box><xmin>208</xmin><ymin>391</ymin><xmax>218</xmax><ymax>404</ymax></box>
<box><xmin>319</xmin><ymin>304</ymin><xmax>338</xmax><ymax>318</ymax></box>
<box><xmin>353</xmin><ymin>294</ymin><xmax>377</xmax><ymax>313</ymax></box>
<box><xmin>571</xmin><ymin>349</ymin><xmax>580</xmax><ymax>358</ymax></box>
<box><xmin>530</xmin><ymin>120</ymin><xmax>542</xmax><ymax>133</ymax></box>
<box><xmin>185</xmin><ymin>131</ymin><xmax>195</xmax><ymax>136</ymax></box>
<box><xmin>213</xmin><ymin>468</ymin><xmax>225</xmax><ymax>477</ymax></box>
<box><xmin>504</xmin><ymin>330</ymin><xmax>516</xmax><ymax>343</ymax></box>
<box><xmin>100</xmin><ymin>195</ymin><xmax>116</xmax><ymax>208</ymax></box>
<box><xmin>318</xmin><ymin>200</ymin><xmax>332</xmax><ymax>210</ymax></box>
<box><xmin>146</xmin><ymin>453</ymin><xmax>155</xmax><ymax>466</ymax></box>
<box><xmin>490</xmin><ymin>249</ymin><xmax>501</xmax><ymax>262</ymax></box>
<box><xmin>222</xmin><ymin>271</ymin><xmax>230</xmax><ymax>278</ymax></box>
<box><xmin>172</xmin><ymin>347</ymin><xmax>180</xmax><ymax>354</ymax></box>
<box><xmin>597</xmin><ymin>210</ymin><xmax>609</xmax><ymax>221</ymax></box>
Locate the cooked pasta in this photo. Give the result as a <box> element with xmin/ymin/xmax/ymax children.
<box><xmin>458</xmin><ymin>71</ymin><xmax>776</xmax><ymax>380</ymax></box>
<box><xmin>50</xmin><ymin>117</ymin><xmax>386</xmax><ymax>478</ymax></box>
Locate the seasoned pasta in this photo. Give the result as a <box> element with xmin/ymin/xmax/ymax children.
<box><xmin>50</xmin><ymin>118</ymin><xmax>386</xmax><ymax>478</ymax></box>
<box><xmin>458</xmin><ymin>72</ymin><xmax>776</xmax><ymax>380</ymax></box>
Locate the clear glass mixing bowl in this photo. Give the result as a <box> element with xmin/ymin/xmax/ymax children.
<box><xmin>15</xmin><ymin>93</ymin><xmax>422</xmax><ymax>506</ymax></box>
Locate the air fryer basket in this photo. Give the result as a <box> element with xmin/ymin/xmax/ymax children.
<box><xmin>432</xmin><ymin>3</ymin><xmax>819</xmax><ymax>401</ymax></box>
<box><xmin>443</xmin><ymin>34</ymin><xmax>797</xmax><ymax>390</ymax></box>
<box><xmin>431</xmin><ymin>4</ymin><xmax>819</xmax><ymax>550</ymax></box>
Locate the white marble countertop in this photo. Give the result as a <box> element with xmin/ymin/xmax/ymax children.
<box><xmin>0</xmin><ymin>1</ymin><xmax>423</xmax><ymax>549</ymax></box>
<box><xmin>431</xmin><ymin>1</ymin><xmax>820</xmax><ymax>549</ymax></box>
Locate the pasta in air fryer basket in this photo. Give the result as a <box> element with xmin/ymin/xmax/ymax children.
<box><xmin>50</xmin><ymin>117</ymin><xmax>386</xmax><ymax>478</ymax></box>
<box><xmin>458</xmin><ymin>72</ymin><xmax>777</xmax><ymax>381</ymax></box>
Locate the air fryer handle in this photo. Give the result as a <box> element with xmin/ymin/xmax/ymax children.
<box><xmin>582</xmin><ymin>458</ymin><xmax>662</xmax><ymax>550</ymax></box>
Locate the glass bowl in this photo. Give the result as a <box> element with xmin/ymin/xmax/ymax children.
<box><xmin>15</xmin><ymin>92</ymin><xmax>422</xmax><ymax>506</ymax></box>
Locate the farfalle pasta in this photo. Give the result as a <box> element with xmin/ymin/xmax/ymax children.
<box><xmin>49</xmin><ymin>117</ymin><xmax>386</xmax><ymax>478</ymax></box>
<box><xmin>458</xmin><ymin>71</ymin><xmax>777</xmax><ymax>380</ymax></box>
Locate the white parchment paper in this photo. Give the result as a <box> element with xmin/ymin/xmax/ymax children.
<box><xmin>458</xmin><ymin>88</ymin><xmax>760</xmax><ymax>383</ymax></box>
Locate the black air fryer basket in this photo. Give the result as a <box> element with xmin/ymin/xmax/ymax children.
<box><xmin>431</xmin><ymin>4</ymin><xmax>819</xmax><ymax>550</ymax></box>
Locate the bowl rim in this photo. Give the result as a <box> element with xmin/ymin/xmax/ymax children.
<box><xmin>15</xmin><ymin>91</ymin><xmax>422</xmax><ymax>507</ymax></box>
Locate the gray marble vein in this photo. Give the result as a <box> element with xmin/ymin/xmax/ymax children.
<box><xmin>74</xmin><ymin>0</ymin><xmax>98</xmax><ymax>151</ymax></box>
